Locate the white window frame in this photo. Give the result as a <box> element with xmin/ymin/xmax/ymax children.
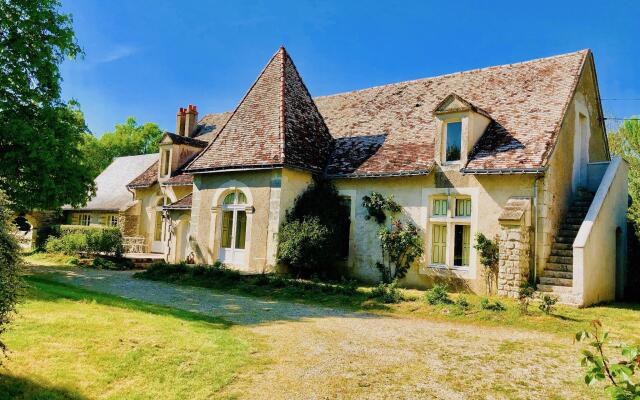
<box><xmin>160</xmin><ymin>148</ymin><xmax>171</xmax><ymax>177</ymax></box>
<box><xmin>107</xmin><ymin>214</ymin><xmax>119</xmax><ymax>227</ymax></box>
<box><xmin>421</xmin><ymin>188</ymin><xmax>478</xmax><ymax>278</ymax></box>
<box><xmin>442</xmin><ymin>119</ymin><xmax>463</xmax><ymax>165</ymax></box>
<box><xmin>79</xmin><ymin>213</ymin><xmax>91</xmax><ymax>226</ymax></box>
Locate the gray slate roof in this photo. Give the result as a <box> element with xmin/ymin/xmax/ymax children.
<box><xmin>64</xmin><ymin>154</ymin><xmax>159</xmax><ymax>211</ymax></box>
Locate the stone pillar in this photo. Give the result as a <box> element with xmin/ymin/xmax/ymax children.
<box><xmin>497</xmin><ymin>198</ymin><xmax>532</xmax><ymax>298</ymax></box>
<box><xmin>497</xmin><ymin>223</ymin><xmax>530</xmax><ymax>297</ymax></box>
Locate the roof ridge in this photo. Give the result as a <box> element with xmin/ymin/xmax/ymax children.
<box><xmin>186</xmin><ymin>47</ymin><xmax>284</xmax><ymax>172</ymax></box>
<box><xmin>279</xmin><ymin>47</ymin><xmax>286</xmax><ymax>162</ymax></box>
<box><xmin>314</xmin><ymin>49</ymin><xmax>590</xmax><ymax>101</ymax></box>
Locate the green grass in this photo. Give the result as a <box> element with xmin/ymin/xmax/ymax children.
<box><xmin>135</xmin><ymin>262</ymin><xmax>640</xmax><ymax>342</ymax></box>
<box><xmin>23</xmin><ymin>252</ymin><xmax>80</xmax><ymax>267</ymax></box>
<box><xmin>0</xmin><ymin>276</ymin><xmax>261</xmax><ymax>400</ymax></box>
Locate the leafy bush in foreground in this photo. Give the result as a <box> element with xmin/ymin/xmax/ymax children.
<box><xmin>370</xmin><ymin>280</ymin><xmax>402</xmax><ymax>304</ymax></box>
<box><xmin>480</xmin><ymin>298</ymin><xmax>506</xmax><ymax>312</ymax></box>
<box><xmin>576</xmin><ymin>320</ymin><xmax>640</xmax><ymax>399</ymax></box>
<box><xmin>44</xmin><ymin>225</ymin><xmax>122</xmax><ymax>256</ymax></box>
<box><xmin>277</xmin><ymin>217</ymin><xmax>333</xmax><ymax>278</ymax></box>
<box><xmin>425</xmin><ymin>283</ymin><xmax>453</xmax><ymax>305</ymax></box>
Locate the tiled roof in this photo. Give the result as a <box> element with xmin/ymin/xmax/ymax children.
<box><xmin>164</xmin><ymin>193</ymin><xmax>192</xmax><ymax>210</ymax></box>
<box><xmin>127</xmin><ymin>160</ymin><xmax>159</xmax><ymax>188</ymax></box>
<box><xmin>163</xmin><ymin>132</ymin><xmax>208</xmax><ymax>148</ymax></box>
<box><xmin>186</xmin><ymin>47</ymin><xmax>334</xmax><ymax>174</ymax></box>
<box><xmin>193</xmin><ymin>112</ymin><xmax>232</xmax><ymax>142</ymax></box>
<box><xmin>314</xmin><ymin>49</ymin><xmax>589</xmax><ymax>175</ymax></box>
<box><xmin>64</xmin><ymin>154</ymin><xmax>158</xmax><ymax>210</ymax></box>
<box><xmin>163</xmin><ymin>153</ymin><xmax>200</xmax><ymax>186</ymax></box>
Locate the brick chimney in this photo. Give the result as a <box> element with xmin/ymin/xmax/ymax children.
<box><xmin>176</xmin><ymin>107</ymin><xmax>186</xmax><ymax>136</ymax></box>
<box><xmin>184</xmin><ymin>104</ymin><xmax>198</xmax><ymax>138</ymax></box>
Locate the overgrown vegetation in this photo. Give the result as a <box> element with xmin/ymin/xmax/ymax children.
<box><xmin>480</xmin><ymin>298</ymin><xmax>506</xmax><ymax>312</ymax></box>
<box><xmin>425</xmin><ymin>283</ymin><xmax>452</xmax><ymax>305</ymax></box>
<box><xmin>539</xmin><ymin>294</ymin><xmax>558</xmax><ymax>315</ymax></box>
<box><xmin>277</xmin><ymin>178</ymin><xmax>350</xmax><ymax>278</ymax></box>
<box><xmin>136</xmin><ymin>262</ymin><xmax>366</xmax><ymax>307</ymax></box>
<box><xmin>576</xmin><ymin>320</ymin><xmax>640</xmax><ymax>399</ymax></box>
<box><xmin>362</xmin><ymin>192</ymin><xmax>423</xmax><ymax>282</ymax></box>
<box><xmin>0</xmin><ymin>196</ymin><xmax>23</xmax><ymax>361</ymax></box>
<box><xmin>370</xmin><ymin>281</ymin><xmax>403</xmax><ymax>304</ymax></box>
<box><xmin>44</xmin><ymin>225</ymin><xmax>123</xmax><ymax>257</ymax></box>
<box><xmin>518</xmin><ymin>282</ymin><xmax>536</xmax><ymax>315</ymax></box>
<box><xmin>473</xmin><ymin>233</ymin><xmax>499</xmax><ymax>294</ymax></box>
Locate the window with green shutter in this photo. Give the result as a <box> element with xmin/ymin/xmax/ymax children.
<box><xmin>453</xmin><ymin>224</ymin><xmax>470</xmax><ymax>267</ymax></box>
<box><xmin>455</xmin><ymin>198</ymin><xmax>471</xmax><ymax>217</ymax></box>
<box><xmin>431</xmin><ymin>224</ymin><xmax>447</xmax><ymax>264</ymax></box>
<box><xmin>432</xmin><ymin>199</ymin><xmax>448</xmax><ymax>217</ymax></box>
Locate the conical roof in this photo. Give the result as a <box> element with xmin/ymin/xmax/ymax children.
<box><xmin>187</xmin><ymin>47</ymin><xmax>333</xmax><ymax>174</ymax></box>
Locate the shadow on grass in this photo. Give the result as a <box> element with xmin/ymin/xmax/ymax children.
<box><xmin>0</xmin><ymin>374</ymin><xmax>87</xmax><ymax>400</ymax></box>
<box><xmin>23</xmin><ymin>276</ymin><xmax>234</xmax><ymax>329</ymax></box>
<box><xmin>551</xmin><ymin>313</ymin><xmax>584</xmax><ymax>322</ymax></box>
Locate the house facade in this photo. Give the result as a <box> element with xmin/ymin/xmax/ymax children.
<box><xmin>99</xmin><ymin>47</ymin><xmax>626</xmax><ymax>306</ymax></box>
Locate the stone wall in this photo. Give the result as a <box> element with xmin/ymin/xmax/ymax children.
<box><xmin>498</xmin><ymin>223</ymin><xmax>531</xmax><ymax>297</ymax></box>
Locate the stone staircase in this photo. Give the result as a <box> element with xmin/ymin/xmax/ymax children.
<box><xmin>537</xmin><ymin>190</ymin><xmax>595</xmax><ymax>302</ymax></box>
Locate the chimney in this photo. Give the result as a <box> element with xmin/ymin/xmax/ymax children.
<box><xmin>176</xmin><ymin>107</ymin><xmax>186</xmax><ymax>136</ymax></box>
<box><xmin>184</xmin><ymin>104</ymin><xmax>198</xmax><ymax>138</ymax></box>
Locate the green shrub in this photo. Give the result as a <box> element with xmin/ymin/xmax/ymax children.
<box><xmin>45</xmin><ymin>233</ymin><xmax>87</xmax><ymax>254</ymax></box>
<box><xmin>425</xmin><ymin>284</ymin><xmax>453</xmax><ymax>305</ymax></box>
<box><xmin>480</xmin><ymin>298</ymin><xmax>506</xmax><ymax>311</ymax></box>
<box><xmin>518</xmin><ymin>282</ymin><xmax>536</xmax><ymax>314</ymax></box>
<box><xmin>539</xmin><ymin>294</ymin><xmax>558</xmax><ymax>315</ymax></box>
<box><xmin>91</xmin><ymin>256</ymin><xmax>132</xmax><ymax>270</ymax></box>
<box><xmin>44</xmin><ymin>225</ymin><xmax>122</xmax><ymax>256</ymax></box>
<box><xmin>278</xmin><ymin>178</ymin><xmax>350</xmax><ymax>279</ymax></box>
<box><xmin>370</xmin><ymin>280</ymin><xmax>402</xmax><ymax>304</ymax></box>
<box><xmin>455</xmin><ymin>295</ymin><xmax>471</xmax><ymax>311</ymax></box>
<box><xmin>35</xmin><ymin>224</ymin><xmax>61</xmax><ymax>250</ymax></box>
<box><xmin>0</xmin><ymin>197</ymin><xmax>23</xmax><ymax>361</ymax></box>
<box><xmin>277</xmin><ymin>217</ymin><xmax>333</xmax><ymax>278</ymax></box>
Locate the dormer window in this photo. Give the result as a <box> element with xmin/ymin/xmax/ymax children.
<box><xmin>445</xmin><ymin>121</ymin><xmax>462</xmax><ymax>162</ymax></box>
<box><xmin>160</xmin><ymin>149</ymin><xmax>170</xmax><ymax>177</ymax></box>
<box><xmin>433</xmin><ymin>94</ymin><xmax>493</xmax><ymax>167</ymax></box>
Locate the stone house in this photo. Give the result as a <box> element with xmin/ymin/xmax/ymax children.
<box><xmin>75</xmin><ymin>47</ymin><xmax>628</xmax><ymax>306</ymax></box>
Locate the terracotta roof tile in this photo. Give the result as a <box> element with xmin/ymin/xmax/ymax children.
<box><xmin>164</xmin><ymin>193</ymin><xmax>192</xmax><ymax>210</ymax></box>
<box><xmin>186</xmin><ymin>47</ymin><xmax>333</xmax><ymax>174</ymax></box>
<box><xmin>314</xmin><ymin>50</ymin><xmax>589</xmax><ymax>175</ymax></box>
<box><xmin>126</xmin><ymin>160</ymin><xmax>159</xmax><ymax>188</ymax></box>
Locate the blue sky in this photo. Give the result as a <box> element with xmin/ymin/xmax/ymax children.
<box><xmin>60</xmin><ymin>0</ymin><xmax>640</xmax><ymax>136</ymax></box>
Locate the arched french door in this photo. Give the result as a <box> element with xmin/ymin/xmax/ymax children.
<box><xmin>218</xmin><ymin>190</ymin><xmax>248</xmax><ymax>266</ymax></box>
<box><xmin>151</xmin><ymin>197</ymin><xmax>167</xmax><ymax>253</ymax></box>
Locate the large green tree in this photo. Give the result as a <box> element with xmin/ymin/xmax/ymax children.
<box><xmin>80</xmin><ymin>117</ymin><xmax>163</xmax><ymax>178</ymax></box>
<box><xmin>0</xmin><ymin>0</ymin><xmax>93</xmax><ymax>358</ymax></box>
<box><xmin>0</xmin><ymin>0</ymin><xmax>95</xmax><ymax>211</ymax></box>
<box><xmin>608</xmin><ymin>118</ymin><xmax>640</xmax><ymax>234</ymax></box>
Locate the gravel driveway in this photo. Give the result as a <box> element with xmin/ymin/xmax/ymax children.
<box><xmin>29</xmin><ymin>266</ymin><xmax>599</xmax><ymax>400</ymax></box>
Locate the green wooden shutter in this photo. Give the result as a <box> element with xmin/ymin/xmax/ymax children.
<box><xmin>462</xmin><ymin>225</ymin><xmax>470</xmax><ymax>266</ymax></box>
<box><xmin>431</xmin><ymin>224</ymin><xmax>447</xmax><ymax>264</ymax></box>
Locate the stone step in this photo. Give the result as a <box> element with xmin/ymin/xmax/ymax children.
<box><xmin>565</xmin><ymin>217</ymin><xmax>586</xmax><ymax>225</ymax></box>
<box><xmin>549</xmin><ymin>255</ymin><xmax>573</xmax><ymax>264</ymax></box>
<box><xmin>541</xmin><ymin>269</ymin><xmax>573</xmax><ymax>279</ymax></box>
<box><xmin>552</xmin><ymin>243</ymin><xmax>572</xmax><ymax>250</ymax></box>
<box><xmin>537</xmin><ymin>284</ymin><xmax>573</xmax><ymax>294</ymax></box>
<box><xmin>546</xmin><ymin>262</ymin><xmax>573</xmax><ymax>272</ymax></box>
<box><xmin>558</xmin><ymin>229</ymin><xmax>579</xmax><ymax>238</ymax></box>
<box><xmin>539</xmin><ymin>276</ymin><xmax>573</xmax><ymax>287</ymax></box>
<box><xmin>550</xmin><ymin>249</ymin><xmax>572</xmax><ymax>257</ymax></box>
<box><xmin>560</xmin><ymin>224</ymin><xmax>582</xmax><ymax>231</ymax></box>
<box><xmin>555</xmin><ymin>236</ymin><xmax>575</xmax><ymax>244</ymax></box>
<box><xmin>569</xmin><ymin>206</ymin><xmax>590</xmax><ymax>213</ymax></box>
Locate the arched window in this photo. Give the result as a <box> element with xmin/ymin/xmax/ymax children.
<box><xmin>219</xmin><ymin>189</ymin><xmax>248</xmax><ymax>265</ymax></box>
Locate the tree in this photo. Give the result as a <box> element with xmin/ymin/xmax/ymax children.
<box><xmin>0</xmin><ymin>0</ymin><xmax>95</xmax><ymax>211</ymax></box>
<box><xmin>0</xmin><ymin>0</ymin><xmax>93</xmax><ymax>358</ymax></box>
<box><xmin>609</xmin><ymin>118</ymin><xmax>640</xmax><ymax>236</ymax></box>
<box><xmin>79</xmin><ymin>117</ymin><xmax>163</xmax><ymax>177</ymax></box>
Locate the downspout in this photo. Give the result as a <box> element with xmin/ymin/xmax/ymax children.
<box><xmin>532</xmin><ymin>175</ymin><xmax>542</xmax><ymax>286</ymax></box>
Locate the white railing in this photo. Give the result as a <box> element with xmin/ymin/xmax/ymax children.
<box><xmin>572</xmin><ymin>157</ymin><xmax>628</xmax><ymax>307</ymax></box>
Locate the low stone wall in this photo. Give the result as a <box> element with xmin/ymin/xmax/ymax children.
<box><xmin>498</xmin><ymin>223</ymin><xmax>531</xmax><ymax>297</ymax></box>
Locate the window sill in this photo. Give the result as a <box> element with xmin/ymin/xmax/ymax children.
<box><xmin>419</xmin><ymin>264</ymin><xmax>471</xmax><ymax>276</ymax></box>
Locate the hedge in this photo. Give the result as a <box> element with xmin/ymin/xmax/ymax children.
<box><xmin>44</xmin><ymin>224</ymin><xmax>123</xmax><ymax>256</ymax></box>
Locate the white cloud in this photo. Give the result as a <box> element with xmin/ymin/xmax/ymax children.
<box><xmin>96</xmin><ymin>45</ymin><xmax>138</xmax><ymax>64</ymax></box>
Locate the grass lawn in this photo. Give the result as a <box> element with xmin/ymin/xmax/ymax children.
<box><xmin>0</xmin><ymin>275</ymin><xmax>262</xmax><ymax>400</ymax></box>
